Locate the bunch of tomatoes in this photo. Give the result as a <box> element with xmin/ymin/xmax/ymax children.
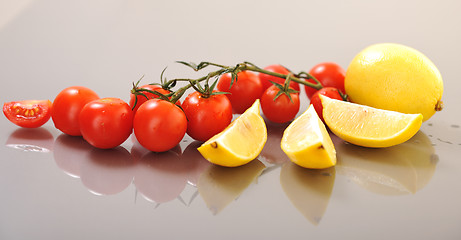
<box><xmin>3</xmin><ymin>62</ymin><xmax>347</xmax><ymax>152</ymax></box>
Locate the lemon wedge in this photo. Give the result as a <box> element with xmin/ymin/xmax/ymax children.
<box><xmin>197</xmin><ymin>99</ymin><xmax>267</xmax><ymax>167</ymax></box>
<box><xmin>281</xmin><ymin>104</ymin><xmax>336</xmax><ymax>169</ymax></box>
<box><xmin>320</xmin><ymin>95</ymin><xmax>423</xmax><ymax>148</ymax></box>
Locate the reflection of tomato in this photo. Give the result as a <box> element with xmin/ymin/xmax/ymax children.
<box><xmin>79</xmin><ymin>98</ymin><xmax>133</xmax><ymax>149</ymax></box>
<box><xmin>261</xmin><ymin>85</ymin><xmax>300</xmax><ymax>123</ymax></box>
<box><xmin>217</xmin><ymin>71</ymin><xmax>263</xmax><ymax>114</ymax></box>
<box><xmin>305</xmin><ymin>62</ymin><xmax>346</xmax><ymax>99</ymax></box>
<box><xmin>3</xmin><ymin>100</ymin><xmax>52</xmax><ymax>128</ymax></box>
<box><xmin>310</xmin><ymin>87</ymin><xmax>344</xmax><ymax>122</ymax></box>
<box><xmin>80</xmin><ymin>146</ymin><xmax>134</xmax><ymax>195</ymax></box>
<box><xmin>182</xmin><ymin>141</ymin><xmax>212</xmax><ymax>186</ymax></box>
<box><xmin>134</xmin><ymin>150</ymin><xmax>188</xmax><ymax>203</ymax></box>
<box><xmin>259</xmin><ymin>122</ymin><xmax>290</xmax><ymax>165</ymax></box>
<box><xmin>53</xmin><ymin>134</ymin><xmax>93</xmax><ymax>178</ymax></box>
<box><xmin>6</xmin><ymin>127</ymin><xmax>54</xmax><ymax>152</ymax></box>
<box><xmin>133</xmin><ymin>99</ymin><xmax>187</xmax><ymax>152</ymax></box>
<box><xmin>129</xmin><ymin>84</ymin><xmax>178</xmax><ymax>114</ymax></box>
<box><xmin>259</xmin><ymin>65</ymin><xmax>300</xmax><ymax>91</ymax></box>
<box><xmin>52</xmin><ymin>86</ymin><xmax>99</xmax><ymax>136</ymax></box>
<box><xmin>182</xmin><ymin>91</ymin><xmax>232</xmax><ymax>142</ymax></box>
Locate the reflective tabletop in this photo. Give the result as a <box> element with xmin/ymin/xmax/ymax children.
<box><xmin>1</xmin><ymin>1</ymin><xmax>461</xmax><ymax>239</ymax></box>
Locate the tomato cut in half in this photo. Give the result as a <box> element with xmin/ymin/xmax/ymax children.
<box><xmin>3</xmin><ymin>100</ymin><xmax>53</xmax><ymax>128</ymax></box>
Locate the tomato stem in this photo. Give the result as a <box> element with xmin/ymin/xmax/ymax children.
<box><xmin>132</xmin><ymin>61</ymin><xmax>324</xmax><ymax>108</ymax></box>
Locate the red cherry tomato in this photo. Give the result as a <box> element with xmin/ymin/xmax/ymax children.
<box><xmin>133</xmin><ymin>99</ymin><xmax>187</xmax><ymax>152</ymax></box>
<box><xmin>3</xmin><ymin>100</ymin><xmax>52</xmax><ymax>128</ymax></box>
<box><xmin>79</xmin><ymin>98</ymin><xmax>134</xmax><ymax>149</ymax></box>
<box><xmin>259</xmin><ymin>64</ymin><xmax>300</xmax><ymax>91</ymax></box>
<box><xmin>51</xmin><ymin>86</ymin><xmax>99</xmax><ymax>136</ymax></box>
<box><xmin>217</xmin><ymin>71</ymin><xmax>263</xmax><ymax>114</ymax></box>
<box><xmin>129</xmin><ymin>84</ymin><xmax>179</xmax><ymax>114</ymax></box>
<box><xmin>310</xmin><ymin>87</ymin><xmax>344</xmax><ymax>123</ymax></box>
<box><xmin>182</xmin><ymin>91</ymin><xmax>233</xmax><ymax>142</ymax></box>
<box><xmin>261</xmin><ymin>85</ymin><xmax>300</xmax><ymax>123</ymax></box>
<box><xmin>305</xmin><ymin>62</ymin><xmax>346</xmax><ymax>99</ymax></box>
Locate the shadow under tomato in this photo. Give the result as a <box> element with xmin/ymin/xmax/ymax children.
<box><xmin>5</xmin><ymin>127</ymin><xmax>54</xmax><ymax>153</ymax></box>
<box><xmin>80</xmin><ymin>146</ymin><xmax>135</xmax><ymax>196</ymax></box>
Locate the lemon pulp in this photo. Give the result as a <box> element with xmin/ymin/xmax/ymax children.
<box><xmin>281</xmin><ymin>104</ymin><xmax>336</xmax><ymax>169</ymax></box>
<box><xmin>320</xmin><ymin>95</ymin><xmax>423</xmax><ymax>148</ymax></box>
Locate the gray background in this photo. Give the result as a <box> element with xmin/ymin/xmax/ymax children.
<box><xmin>1</xmin><ymin>0</ymin><xmax>460</xmax><ymax>239</ymax></box>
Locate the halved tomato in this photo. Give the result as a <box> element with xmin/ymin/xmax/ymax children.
<box><xmin>3</xmin><ymin>100</ymin><xmax>52</xmax><ymax>128</ymax></box>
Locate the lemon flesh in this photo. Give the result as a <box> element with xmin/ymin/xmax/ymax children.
<box><xmin>320</xmin><ymin>95</ymin><xmax>423</xmax><ymax>148</ymax></box>
<box><xmin>198</xmin><ymin>99</ymin><xmax>267</xmax><ymax>167</ymax></box>
<box><xmin>281</xmin><ymin>105</ymin><xmax>336</xmax><ymax>169</ymax></box>
<box><xmin>345</xmin><ymin>43</ymin><xmax>443</xmax><ymax>121</ymax></box>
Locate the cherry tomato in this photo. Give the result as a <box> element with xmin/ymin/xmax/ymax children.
<box><xmin>310</xmin><ymin>87</ymin><xmax>344</xmax><ymax>123</ymax></box>
<box><xmin>182</xmin><ymin>91</ymin><xmax>233</xmax><ymax>142</ymax></box>
<box><xmin>129</xmin><ymin>84</ymin><xmax>179</xmax><ymax>114</ymax></box>
<box><xmin>217</xmin><ymin>71</ymin><xmax>263</xmax><ymax>114</ymax></box>
<box><xmin>133</xmin><ymin>99</ymin><xmax>187</xmax><ymax>152</ymax></box>
<box><xmin>52</xmin><ymin>86</ymin><xmax>99</xmax><ymax>136</ymax></box>
<box><xmin>304</xmin><ymin>62</ymin><xmax>346</xmax><ymax>99</ymax></box>
<box><xmin>3</xmin><ymin>100</ymin><xmax>52</xmax><ymax>128</ymax></box>
<box><xmin>79</xmin><ymin>98</ymin><xmax>134</xmax><ymax>149</ymax></box>
<box><xmin>259</xmin><ymin>64</ymin><xmax>300</xmax><ymax>91</ymax></box>
<box><xmin>261</xmin><ymin>85</ymin><xmax>300</xmax><ymax>123</ymax></box>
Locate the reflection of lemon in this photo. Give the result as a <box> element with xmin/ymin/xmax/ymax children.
<box><xmin>281</xmin><ymin>105</ymin><xmax>336</xmax><ymax>169</ymax></box>
<box><xmin>321</xmin><ymin>95</ymin><xmax>422</xmax><ymax>148</ymax></box>
<box><xmin>198</xmin><ymin>100</ymin><xmax>267</xmax><ymax>167</ymax></box>
<box><xmin>345</xmin><ymin>43</ymin><xmax>443</xmax><ymax>121</ymax></box>
<box><xmin>198</xmin><ymin>160</ymin><xmax>265</xmax><ymax>214</ymax></box>
<box><xmin>335</xmin><ymin>131</ymin><xmax>438</xmax><ymax>195</ymax></box>
<box><xmin>280</xmin><ymin>162</ymin><xmax>335</xmax><ymax>225</ymax></box>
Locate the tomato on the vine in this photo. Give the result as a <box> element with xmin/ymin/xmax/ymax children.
<box><xmin>310</xmin><ymin>87</ymin><xmax>344</xmax><ymax>122</ymax></box>
<box><xmin>129</xmin><ymin>84</ymin><xmax>178</xmax><ymax>114</ymax></box>
<box><xmin>133</xmin><ymin>99</ymin><xmax>187</xmax><ymax>152</ymax></box>
<box><xmin>261</xmin><ymin>85</ymin><xmax>300</xmax><ymax>124</ymax></box>
<box><xmin>52</xmin><ymin>86</ymin><xmax>99</xmax><ymax>136</ymax></box>
<box><xmin>305</xmin><ymin>62</ymin><xmax>346</xmax><ymax>99</ymax></box>
<box><xmin>79</xmin><ymin>98</ymin><xmax>133</xmax><ymax>149</ymax></box>
<box><xmin>217</xmin><ymin>71</ymin><xmax>263</xmax><ymax>114</ymax></box>
<box><xmin>259</xmin><ymin>64</ymin><xmax>300</xmax><ymax>91</ymax></box>
<box><xmin>182</xmin><ymin>91</ymin><xmax>233</xmax><ymax>142</ymax></box>
<box><xmin>3</xmin><ymin>100</ymin><xmax>52</xmax><ymax>128</ymax></box>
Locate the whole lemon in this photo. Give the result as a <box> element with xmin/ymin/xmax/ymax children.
<box><xmin>345</xmin><ymin>43</ymin><xmax>443</xmax><ymax>121</ymax></box>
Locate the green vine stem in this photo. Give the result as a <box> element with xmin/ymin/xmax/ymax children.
<box><xmin>131</xmin><ymin>61</ymin><xmax>324</xmax><ymax>106</ymax></box>
<box><xmin>163</xmin><ymin>61</ymin><xmax>324</xmax><ymax>104</ymax></box>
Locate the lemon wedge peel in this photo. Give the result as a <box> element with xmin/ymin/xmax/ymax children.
<box><xmin>197</xmin><ymin>99</ymin><xmax>267</xmax><ymax>167</ymax></box>
<box><xmin>281</xmin><ymin>105</ymin><xmax>337</xmax><ymax>169</ymax></box>
<box><xmin>320</xmin><ymin>95</ymin><xmax>423</xmax><ymax>148</ymax></box>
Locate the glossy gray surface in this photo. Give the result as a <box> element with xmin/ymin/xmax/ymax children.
<box><xmin>1</xmin><ymin>0</ymin><xmax>461</xmax><ymax>239</ymax></box>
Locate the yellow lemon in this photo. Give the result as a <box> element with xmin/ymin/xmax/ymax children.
<box><xmin>197</xmin><ymin>99</ymin><xmax>267</xmax><ymax>167</ymax></box>
<box><xmin>320</xmin><ymin>95</ymin><xmax>423</xmax><ymax>148</ymax></box>
<box><xmin>281</xmin><ymin>104</ymin><xmax>336</xmax><ymax>169</ymax></box>
<box><xmin>345</xmin><ymin>43</ymin><xmax>443</xmax><ymax>121</ymax></box>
